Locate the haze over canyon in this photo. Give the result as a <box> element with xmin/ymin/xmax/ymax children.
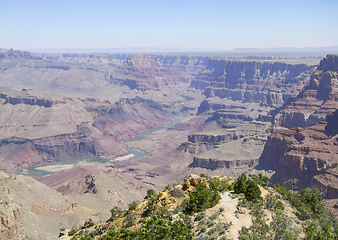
<box><xmin>0</xmin><ymin>48</ymin><xmax>337</xmax><ymax>239</ymax></box>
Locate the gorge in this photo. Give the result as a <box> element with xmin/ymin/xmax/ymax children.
<box><xmin>0</xmin><ymin>49</ymin><xmax>337</xmax><ymax>239</ymax></box>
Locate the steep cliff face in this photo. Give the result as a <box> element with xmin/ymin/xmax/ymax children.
<box><xmin>106</xmin><ymin>55</ymin><xmax>189</xmax><ymax>91</ymax></box>
<box><xmin>260</xmin><ymin>111</ymin><xmax>338</xmax><ymax>196</ymax></box>
<box><xmin>190</xmin><ymin>59</ymin><xmax>314</xmax><ymax>107</ymax></box>
<box><xmin>276</xmin><ymin>54</ymin><xmax>338</xmax><ymax>128</ymax></box>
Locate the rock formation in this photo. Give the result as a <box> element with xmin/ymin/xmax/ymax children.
<box><xmin>190</xmin><ymin>59</ymin><xmax>315</xmax><ymax>107</ymax></box>
<box><xmin>260</xmin><ymin>109</ymin><xmax>338</xmax><ymax>197</ymax></box>
<box><xmin>259</xmin><ymin>55</ymin><xmax>338</xmax><ymax>197</ymax></box>
<box><xmin>276</xmin><ymin>54</ymin><xmax>338</xmax><ymax>128</ymax></box>
<box><xmin>106</xmin><ymin>55</ymin><xmax>189</xmax><ymax>91</ymax></box>
<box><xmin>0</xmin><ymin>88</ymin><xmax>177</xmax><ymax>174</ymax></box>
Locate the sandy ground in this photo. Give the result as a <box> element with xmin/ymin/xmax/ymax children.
<box><xmin>205</xmin><ymin>191</ymin><xmax>253</xmax><ymax>239</ymax></box>
<box><xmin>35</xmin><ymin>164</ymin><xmax>74</xmax><ymax>172</ymax></box>
<box><xmin>111</xmin><ymin>153</ymin><xmax>135</xmax><ymax>162</ymax></box>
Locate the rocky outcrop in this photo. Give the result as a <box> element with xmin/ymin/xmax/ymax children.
<box><xmin>0</xmin><ymin>186</ymin><xmax>20</xmax><ymax>239</ymax></box>
<box><xmin>324</xmin><ymin>109</ymin><xmax>338</xmax><ymax>137</ymax></box>
<box><xmin>0</xmin><ymin>87</ymin><xmax>60</xmax><ymax>107</ymax></box>
<box><xmin>190</xmin><ymin>59</ymin><xmax>314</xmax><ymax>107</ymax></box>
<box><xmin>312</xmin><ymin>167</ymin><xmax>338</xmax><ymax>199</ymax></box>
<box><xmin>181</xmin><ymin>174</ymin><xmax>207</xmax><ymax>191</ymax></box>
<box><xmin>84</xmin><ymin>174</ymin><xmax>98</xmax><ymax>194</ymax></box>
<box><xmin>0</xmin><ymin>49</ymin><xmax>42</xmax><ymax>60</ymax></box>
<box><xmin>188</xmin><ymin>131</ymin><xmax>241</xmax><ymax>144</ymax></box>
<box><xmin>260</xmin><ymin>112</ymin><xmax>338</xmax><ymax>193</ymax></box>
<box><xmin>189</xmin><ymin>158</ymin><xmax>258</xmax><ymax>170</ymax></box>
<box><xmin>197</xmin><ymin>99</ymin><xmax>247</xmax><ymax>115</ymax></box>
<box><xmin>276</xmin><ymin>54</ymin><xmax>338</xmax><ymax>128</ymax></box>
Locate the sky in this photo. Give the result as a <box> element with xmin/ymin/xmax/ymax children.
<box><xmin>0</xmin><ymin>0</ymin><xmax>338</xmax><ymax>51</ymax></box>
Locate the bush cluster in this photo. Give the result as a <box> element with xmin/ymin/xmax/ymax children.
<box><xmin>185</xmin><ymin>183</ymin><xmax>221</xmax><ymax>213</ymax></box>
<box><xmin>234</xmin><ymin>173</ymin><xmax>262</xmax><ymax>202</ymax></box>
<box><xmin>102</xmin><ymin>215</ymin><xmax>193</xmax><ymax>240</ymax></box>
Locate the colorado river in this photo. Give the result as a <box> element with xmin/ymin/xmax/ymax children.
<box><xmin>18</xmin><ymin>108</ymin><xmax>185</xmax><ymax>177</ymax></box>
<box><xmin>121</xmin><ymin>107</ymin><xmax>185</xmax><ymax>160</ymax></box>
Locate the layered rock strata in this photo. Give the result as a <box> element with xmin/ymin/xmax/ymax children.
<box><xmin>0</xmin><ymin>89</ymin><xmax>176</xmax><ymax>174</ymax></box>
<box><xmin>106</xmin><ymin>55</ymin><xmax>189</xmax><ymax>91</ymax></box>
<box><xmin>190</xmin><ymin>59</ymin><xmax>314</xmax><ymax>107</ymax></box>
<box><xmin>276</xmin><ymin>54</ymin><xmax>338</xmax><ymax>128</ymax></box>
<box><xmin>260</xmin><ymin>110</ymin><xmax>338</xmax><ymax>196</ymax></box>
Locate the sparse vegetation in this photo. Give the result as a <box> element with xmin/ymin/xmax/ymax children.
<box><xmin>251</xmin><ymin>173</ymin><xmax>270</xmax><ymax>188</ymax></box>
<box><xmin>185</xmin><ymin>183</ymin><xmax>221</xmax><ymax>213</ymax></box>
<box><xmin>68</xmin><ymin>227</ymin><xmax>79</xmax><ymax>236</ymax></box>
<box><xmin>102</xmin><ymin>215</ymin><xmax>193</xmax><ymax>240</ymax></box>
<box><xmin>170</xmin><ymin>187</ymin><xmax>185</xmax><ymax>198</ymax></box>
<box><xmin>109</xmin><ymin>206</ymin><xmax>125</xmax><ymax>220</ymax></box>
<box><xmin>128</xmin><ymin>200</ymin><xmax>139</xmax><ymax>211</ymax></box>
<box><xmin>67</xmin><ymin>174</ymin><xmax>338</xmax><ymax>240</ymax></box>
<box><xmin>82</xmin><ymin>219</ymin><xmax>95</xmax><ymax>229</ymax></box>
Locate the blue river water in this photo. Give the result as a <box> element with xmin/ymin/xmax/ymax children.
<box><xmin>122</xmin><ymin>108</ymin><xmax>185</xmax><ymax>159</ymax></box>
<box><xmin>18</xmin><ymin>108</ymin><xmax>184</xmax><ymax>177</ymax></box>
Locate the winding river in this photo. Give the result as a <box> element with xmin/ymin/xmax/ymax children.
<box><xmin>18</xmin><ymin>108</ymin><xmax>185</xmax><ymax>177</ymax></box>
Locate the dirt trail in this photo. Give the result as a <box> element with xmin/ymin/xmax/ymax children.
<box><xmin>204</xmin><ymin>191</ymin><xmax>252</xmax><ymax>239</ymax></box>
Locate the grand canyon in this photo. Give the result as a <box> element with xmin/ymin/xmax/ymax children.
<box><xmin>0</xmin><ymin>48</ymin><xmax>337</xmax><ymax>239</ymax></box>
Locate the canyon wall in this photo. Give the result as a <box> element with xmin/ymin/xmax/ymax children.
<box><xmin>260</xmin><ymin>116</ymin><xmax>338</xmax><ymax>197</ymax></box>
<box><xmin>190</xmin><ymin>59</ymin><xmax>315</xmax><ymax>107</ymax></box>
<box><xmin>0</xmin><ymin>89</ymin><xmax>177</xmax><ymax>174</ymax></box>
<box><xmin>105</xmin><ymin>55</ymin><xmax>190</xmax><ymax>91</ymax></box>
<box><xmin>260</xmin><ymin>55</ymin><xmax>338</xmax><ymax>197</ymax></box>
<box><xmin>276</xmin><ymin>54</ymin><xmax>338</xmax><ymax>128</ymax></box>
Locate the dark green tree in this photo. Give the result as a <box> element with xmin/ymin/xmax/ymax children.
<box><xmin>245</xmin><ymin>179</ymin><xmax>263</xmax><ymax>202</ymax></box>
<box><xmin>234</xmin><ymin>173</ymin><xmax>247</xmax><ymax>195</ymax></box>
<box><xmin>186</xmin><ymin>183</ymin><xmax>221</xmax><ymax>213</ymax></box>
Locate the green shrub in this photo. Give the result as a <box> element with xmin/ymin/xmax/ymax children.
<box><xmin>128</xmin><ymin>201</ymin><xmax>139</xmax><ymax>211</ymax></box>
<box><xmin>82</xmin><ymin>219</ymin><xmax>95</xmax><ymax>229</ymax></box>
<box><xmin>123</xmin><ymin>212</ymin><xmax>136</xmax><ymax>227</ymax></box>
<box><xmin>209</xmin><ymin>179</ymin><xmax>229</xmax><ymax>193</ymax></box>
<box><xmin>197</xmin><ymin>224</ymin><xmax>208</xmax><ymax>233</ymax></box>
<box><xmin>244</xmin><ymin>179</ymin><xmax>262</xmax><ymax>202</ymax></box>
<box><xmin>194</xmin><ymin>212</ymin><xmax>206</xmax><ymax>221</ymax></box>
<box><xmin>79</xmin><ymin>235</ymin><xmax>93</xmax><ymax>240</ymax></box>
<box><xmin>185</xmin><ymin>183</ymin><xmax>221</xmax><ymax>213</ymax></box>
<box><xmin>145</xmin><ymin>189</ymin><xmax>156</xmax><ymax>199</ymax></box>
<box><xmin>234</xmin><ymin>173</ymin><xmax>262</xmax><ymax>203</ymax></box>
<box><xmin>102</xmin><ymin>215</ymin><xmax>193</xmax><ymax>240</ymax></box>
<box><xmin>234</xmin><ymin>173</ymin><xmax>247</xmax><ymax>195</ymax></box>
<box><xmin>109</xmin><ymin>207</ymin><xmax>124</xmax><ymax>220</ymax></box>
<box><xmin>170</xmin><ymin>188</ymin><xmax>185</xmax><ymax>198</ymax></box>
<box><xmin>265</xmin><ymin>194</ymin><xmax>284</xmax><ymax>211</ymax></box>
<box><xmin>68</xmin><ymin>227</ymin><xmax>79</xmax><ymax>236</ymax></box>
<box><xmin>209</xmin><ymin>212</ymin><xmax>221</xmax><ymax>221</ymax></box>
<box><xmin>195</xmin><ymin>233</ymin><xmax>210</xmax><ymax>240</ymax></box>
<box><xmin>206</xmin><ymin>219</ymin><xmax>215</xmax><ymax>227</ymax></box>
<box><xmin>251</xmin><ymin>173</ymin><xmax>270</xmax><ymax>188</ymax></box>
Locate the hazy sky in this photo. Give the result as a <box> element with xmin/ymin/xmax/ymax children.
<box><xmin>1</xmin><ymin>0</ymin><xmax>337</xmax><ymax>50</ymax></box>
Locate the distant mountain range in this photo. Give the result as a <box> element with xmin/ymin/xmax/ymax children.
<box><xmin>8</xmin><ymin>45</ymin><xmax>338</xmax><ymax>54</ymax></box>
